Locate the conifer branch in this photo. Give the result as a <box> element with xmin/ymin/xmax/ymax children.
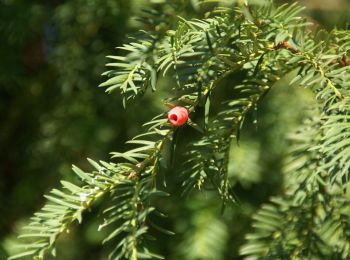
<box><xmin>10</xmin><ymin>1</ymin><xmax>350</xmax><ymax>259</ymax></box>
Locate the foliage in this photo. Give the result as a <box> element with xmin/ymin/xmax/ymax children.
<box><xmin>4</xmin><ymin>0</ymin><xmax>350</xmax><ymax>259</ymax></box>
<box><xmin>0</xmin><ymin>0</ymin><xmax>148</xmax><ymax>258</ymax></box>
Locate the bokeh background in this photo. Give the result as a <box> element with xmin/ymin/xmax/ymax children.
<box><xmin>0</xmin><ymin>0</ymin><xmax>349</xmax><ymax>259</ymax></box>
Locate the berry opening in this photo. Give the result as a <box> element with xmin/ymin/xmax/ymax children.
<box><xmin>169</xmin><ymin>114</ymin><xmax>178</xmax><ymax>121</ymax></box>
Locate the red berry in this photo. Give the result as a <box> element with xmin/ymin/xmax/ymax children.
<box><xmin>168</xmin><ymin>106</ymin><xmax>189</xmax><ymax>126</ymax></box>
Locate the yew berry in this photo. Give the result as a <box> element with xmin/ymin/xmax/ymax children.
<box><xmin>168</xmin><ymin>106</ymin><xmax>189</xmax><ymax>126</ymax></box>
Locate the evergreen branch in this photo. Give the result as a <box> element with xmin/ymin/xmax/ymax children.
<box><xmin>285</xmin><ymin>29</ymin><xmax>350</xmax><ymax>102</ymax></box>
<box><xmin>99</xmin><ymin>34</ymin><xmax>158</xmax><ymax>106</ymax></box>
<box><xmin>11</xmin><ymin>59</ymin><xmax>226</xmax><ymax>259</ymax></box>
<box><xmin>240</xmin><ymin>194</ymin><xmax>336</xmax><ymax>259</ymax></box>
<box><xmin>182</xmin><ymin>68</ymin><xmax>274</xmax><ymax>201</ymax></box>
<box><xmin>9</xmin><ymin>160</ymin><xmax>130</xmax><ymax>259</ymax></box>
<box><xmin>101</xmin><ymin>175</ymin><xmax>164</xmax><ymax>260</ymax></box>
<box><xmin>315</xmin><ymin>100</ymin><xmax>350</xmax><ymax>186</ymax></box>
<box><xmin>241</xmin><ymin>176</ymin><xmax>350</xmax><ymax>259</ymax></box>
<box><xmin>288</xmin><ymin>47</ymin><xmax>345</xmax><ymax>100</ymax></box>
<box><xmin>11</xmin><ymin>1</ymin><xmax>350</xmax><ymax>259</ymax></box>
<box><xmin>242</xmin><ymin>105</ymin><xmax>350</xmax><ymax>258</ymax></box>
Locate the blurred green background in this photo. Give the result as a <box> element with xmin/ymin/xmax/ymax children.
<box><xmin>0</xmin><ymin>0</ymin><xmax>349</xmax><ymax>259</ymax></box>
